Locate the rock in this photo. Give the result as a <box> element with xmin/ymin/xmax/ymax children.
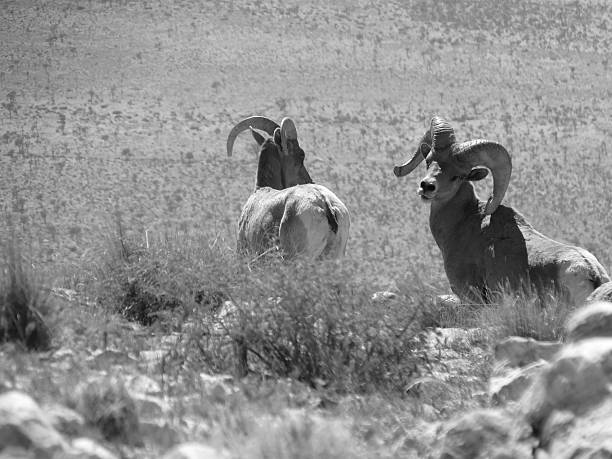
<box><xmin>542</xmin><ymin>399</ymin><xmax>612</xmax><ymax>459</ymax></box>
<box><xmin>132</xmin><ymin>394</ymin><xmax>169</xmax><ymax>418</ymax></box>
<box><xmin>538</xmin><ymin>410</ymin><xmax>576</xmax><ymax>450</ymax></box>
<box><xmin>543</xmin><ymin>338</ymin><xmax>612</xmax><ymax>413</ymax></box>
<box><xmin>0</xmin><ymin>391</ymin><xmax>69</xmax><ymax>458</ymax></box>
<box><xmin>405</xmin><ymin>376</ymin><xmax>452</xmax><ymax>405</ymax></box>
<box><xmin>435</xmin><ymin>294</ymin><xmax>461</xmax><ymax>308</ymax></box>
<box><xmin>69</xmin><ymin>437</ymin><xmax>118</xmax><ymax>459</ymax></box>
<box><xmin>566</xmin><ymin>301</ymin><xmax>612</xmax><ymax>342</ymax></box>
<box><xmin>586</xmin><ymin>282</ymin><xmax>612</xmax><ymax>303</ymax></box>
<box><xmin>87</xmin><ymin>349</ymin><xmax>138</xmax><ymax>367</ymax></box>
<box><xmin>51</xmin><ymin>287</ymin><xmax>78</xmax><ymax>302</ymax></box>
<box><xmin>125</xmin><ymin>374</ymin><xmax>162</xmax><ymax>396</ymax></box>
<box><xmin>138</xmin><ymin>420</ymin><xmax>180</xmax><ymax>448</ymax></box>
<box><xmin>490</xmin><ymin>361</ymin><xmax>548</xmax><ymax>405</ymax></box>
<box><xmin>162</xmin><ymin>442</ymin><xmax>226</xmax><ymax>459</ymax></box>
<box><xmin>494</xmin><ymin>336</ymin><xmax>561</xmax><ymax>367</ymax></box>
<box><xmin>43</xmin><ymin>403</ymin><xmax>86</xmax><ymax>436</ymax></box>
<box><xmin>371</xmin><ymin>291</ymin><xmax>399</xmax><ymax>304</ymax></box>
<box><xmin>439</xmin><ymin>408</ymin><xmax>534</xmax><ymax>459</ymax></box>
<box><xmin>215</xmin><ymin>300</ymin><xmax>239</xmax><ymax>329</ymax></box>
<box><xmin>521</xmin><ymin>338</ymin><xmax>612</xmax><ymax>425</ymax></box>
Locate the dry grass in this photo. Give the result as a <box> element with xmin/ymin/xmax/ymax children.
<box><xmin>1</xmin><ymin>0</ymin><xmax>611</xmax><ymax>456</ymax></box>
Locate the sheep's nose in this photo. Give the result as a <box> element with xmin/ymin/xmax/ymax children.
<box><xmin>420</xmin><ymin>180</ymin><xmax>436</xmax><ymax>193</ymax></box>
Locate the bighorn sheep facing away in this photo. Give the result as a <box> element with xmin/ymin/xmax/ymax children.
<box><xmin>393</xmin><ymin>116</ymin><xmax>610</xmax><ymax>305</ymax></box>
<box><xmin>227</xmin><ymin>116</ymin><xmax>350</xmax><ymax>259</ymax></box>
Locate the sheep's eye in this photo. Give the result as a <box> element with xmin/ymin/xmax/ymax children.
<box><xmin>451</xmin><ymin>175</ymin><xmax>460</xmax><ymax>181</ymax></box>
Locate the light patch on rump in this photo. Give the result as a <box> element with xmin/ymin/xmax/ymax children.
<box><xmin>279</xmin><ymin>185</ymin><xmax>348</xmax><ymax>259</ymax></box>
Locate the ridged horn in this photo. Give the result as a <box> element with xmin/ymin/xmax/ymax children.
<box><xmin>430</xmin><ymin>116</ymin><xmax>456</xmax><ymax>150</ymax></box>
<box><xmin>280</xmin><ymin>117</ymin><xmax>298</xmax><ymax>153</ymax></box>
<box><xmin>227</xmin><ymin>116</ymin><xmax>280</xmax><ymax>156</ymax></box>
<box><xmin>453</xmin><ymin>140</ymin><xmax>512</xmax><ymax>215</ymax></box>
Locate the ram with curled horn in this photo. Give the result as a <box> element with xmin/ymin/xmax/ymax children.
<box><xmin>393</xmin><ymin>116</ymin><xmax>610</xmax><ymax>305</ymax></box>
<box><xmin>227</xmin><ymin>116</ymin><xmax>350</xmax><ymax>260</ymax></box>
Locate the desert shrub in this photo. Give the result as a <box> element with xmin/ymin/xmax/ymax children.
<box><xmin>0</xmin><ymin>239</ymin><xmax>51</xmax><ymax>350</ymax></box>
<box><xmin>219</xmin><ymin>259</ymin><xmax>423</xmax><ymax>393</ymax></box>
<box><xmin>93</xmin><ymin>219</ymin><xmax>235</xmax><ymax>327</ymax></box>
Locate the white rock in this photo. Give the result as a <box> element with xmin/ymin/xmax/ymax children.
<box><xmin>566</xmin><ymin>301</ymin><xmax>612</xmax><ymax>342</ymax></box>
<box><xmin>69</xmin><ymin>437</ymin><xmax>118</xmax><ymax>459</ymax></box>
<box><xmin>125</xmin><ymin>374</ymin><xmax>162</xmax><ymax>396</ymax></box>
<box><xmin>544</xmin><ymin>399</ymin><xmax>612</xmax><ymax>459</ymax></box>
<box><xmin>522</xmin><ymin>337</ymin><xmax>612</xmax><ymax>425</ymax></box>
<box><xmin>494</xmin><ymin>336</ymin><xmax>561</xmax><ymax>367</ymax></box>
<box><xmin>435</xmin><ymin>294</ymin><xmax>461</xmax><ymax>308</ymax></box>
<box><xmin>162</xmin><ymin>442</ymin><xmax>227</xmax><ymax>459</ymax></box>
<box><xmin>371</xmin><ymin>290</ymin><xmax>399</xmax><ymax>304</ymax></box>
<box><xmin>490</xmin><ymin>361</ymin><xmax>548</xmax><ymax>405</ymax></box>
<box><xmin>0</xmin><ymin>391</ymin><xmax>69</xmax><ymax>458</ymax></box>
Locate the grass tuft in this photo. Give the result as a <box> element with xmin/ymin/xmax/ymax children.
<box><xmin>0</xmin><ymin>239</ymin><xmax>52</xmax><ymax>350</ymax></box>
<box><xmin>74</xmin><ymin>375</ymin><xmax>142</xmax><ymax>446</ymax></box>
<box><xmin>476</xmin><ymin>287</ymin><xmax>572</xmax><ymax>342</ymax></box>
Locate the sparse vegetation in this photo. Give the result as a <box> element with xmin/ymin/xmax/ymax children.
<box><xmin>1</xmin><ymin>0</ymin><xmax>611</xmax><ymax>457</ymax></box>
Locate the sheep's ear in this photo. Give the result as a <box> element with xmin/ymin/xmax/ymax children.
<box><xmin>249</xmin><ymin>127</ymin><xmax>267</xmax><ymax>146</ymax></box>
<box><xmin>256</xmin><ymin>142</ymin><xmax>283</xmax><ymax>189</ymax></box>
<box><xmin>466</xmin><ymin>167</ymin><xmax>489</xmax><ymax>181</ymax></box>
<box><xmin>273</xmin><ymin>127</ymin><xmax>282</xmax><ymax>146</ymax></box>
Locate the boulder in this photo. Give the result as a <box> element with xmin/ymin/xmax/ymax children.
<box><xmin>69</xmin><ymin>437</ymin><xmax>118</xmax><ymax>459</ymax></box>
<box><xmin>490</xmin><ymin>361</ymin><xmax>548</xmax><ymax>405</ymax></box>
<box><xmin>585</xmin><ymin>282</ymin><xmax>612</xmax><ymax>303</ymax></box>
<box><xmin>439</xmin><ymin>408</ymin><xmax>534</xmax><ymax>459</ymax></box>
<box><xmin>0</xmin><ymin>391</ymin><xmax>69</xmax><ymax>458</ymax></box>
<box><xmin>566</xmin><ymin>301</ymin><xmax>612</xmax><ymax>342</ymax></box>
<box><xmin>521</xmin><ymin>337</ymin><xmax>612</xmax><ymax>425</ymax></box>
<box><xmin>540</xmin><ymin>399</ymin><xmax>612</xmax><ymax>459</ymax></box>
<box><xmin>162</xmin><ymin>442</ymin><xmax>227</xmax><ymax>459</ymax></box>
<box><xmin>43</xmin><ymin>403</ymin><xmax>86</xmax><ymax>437</ymax></box>
<box><xmin>494</xmin><ymin>336</ymin><xmax>561</xmax><ymax>367</ymax></box>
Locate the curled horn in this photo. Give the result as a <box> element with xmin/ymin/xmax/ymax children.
<box><xmin>279</xmin><ymin>117</ymin><xmax>298</xmax><ymax>153</ymax></box>
<box><xmin>227</xmin><ymin>116</ymin><xmax>280</xmax><ymax>156</ymax></box>
<box><xmin>430</xmin><ymin>116</ymin><xmax>456</xmax><ymax>150</ymax></box>
<box><xmin>394</xmin><ymin>115</ymin><xmax>453</xmax><ymax>177</ymax></box>
<box><xmin>393</xmin><ymin>129</ymin><xmax>432</xmax><ymax>177</ymax></box>
<box><xmin>453</xmin><ymin>140</ymin><xmax>512</xmax><ymax>215</ymax></box>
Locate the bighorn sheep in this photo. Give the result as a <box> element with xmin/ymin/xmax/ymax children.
<box><xmin>227</xmin><ymin>116</ymin><xmax>349</xmax><ymax>260</ymax></box>
<box><xmin>393</xmin><ymin>116</ymin><xmax>610</xmax><ymax>305</ymax></box>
